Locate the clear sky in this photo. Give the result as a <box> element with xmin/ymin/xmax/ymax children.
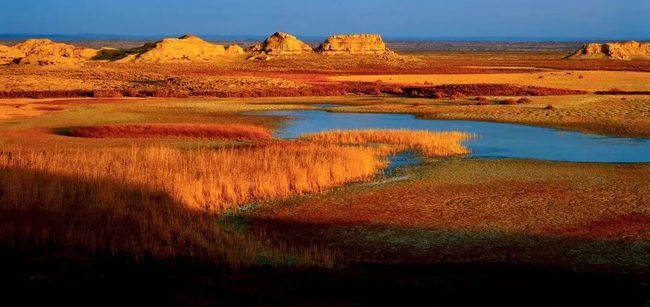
<box><xmin>1</xmin><ymin>0</ymin><xmax>648</xmax><ymax>39</ymax></box>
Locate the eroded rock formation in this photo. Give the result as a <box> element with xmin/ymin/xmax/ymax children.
<box><xmin>567</xmin><ymin>41</ymin><xmax>650</xmax><ymax>60</ymax></box>
<box><xmin>115</xmin><ymin>35</ymin><xmax>243</xmax><ymax>63</ymax></box>
<box><xmin>247</xmin><ymin>32</ymin><xmax>313</xmax><ymax>59</ymax></box>
<box><xmin>12</xmin><ymin>39</ymin><xmax>97</xmax><ymax>66</ymax></box>
<box><xmin>317</xmin><ymin>34</ymin><xmax>394</xmax><ymax>56</ymax></box>
<box><xmin>225</xmin><ymin>44</ymin><xmax>244</xmax><ymax>56</ymax></box>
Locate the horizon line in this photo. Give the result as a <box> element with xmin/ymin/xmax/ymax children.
<box><xmin>1</xmin><ymin>33</ymin><xmax>649</xmax><ymax>43</ymax></box>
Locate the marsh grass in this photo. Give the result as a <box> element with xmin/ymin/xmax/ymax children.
<box><xmin>0</xmin><ymin>143</ymin><xmax>385</xmax><ymax>212</ymax></box>
<box><xmin>0</xmin><ymin>143</ymin><xmax>386</xmax><ymax>267</ymax></box>
<box><xmin>300</xmin><ymin>130</ymin><xmax>472</xmax><ymax>157</ymax></box>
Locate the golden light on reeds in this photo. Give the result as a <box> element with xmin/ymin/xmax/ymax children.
<box><xmin>0</xmin><ymin>143</ymin><xmax>385</xmax><ymax>212</ymax></box>
<box><xmin>0</xmin><ymin>129</ymin><xmax>470</xmax><ymax>265</ymax></box>
<box><xmin>0</xmin><ymin>143</ymin><xmax>384</xmax><ymax>266</ymax></box>
<box><xmin>299</xmin><ymin>129</ymin><xmax>472</xmax><ymax>157</ymax></box>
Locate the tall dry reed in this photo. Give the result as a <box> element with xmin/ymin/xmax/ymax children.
<box><xmin>0</xmin><ymin>143</ymin><xmax>385</xmax><ymax>266</ymax></box>
<box><xmin>300</xmin><ymin>130</ymin><xmax>472</xmax><ymax>157</ymax></box>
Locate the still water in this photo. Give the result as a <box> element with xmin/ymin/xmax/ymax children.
<box><xmin>253</xmin><ymin>109</ymin><xmax>650</xmax><ymax>163</ymax></box>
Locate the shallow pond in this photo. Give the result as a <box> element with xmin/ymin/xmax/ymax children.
<box><xmin>254</xmin><ymin>109</ymin><xmax>650</xmax><ymax>163</ymax></box>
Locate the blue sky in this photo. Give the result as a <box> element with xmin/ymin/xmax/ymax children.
<box><xmin>1</xmin><ymin>0</ymin><xmax>648</xmax><ymax>39</ymax></box>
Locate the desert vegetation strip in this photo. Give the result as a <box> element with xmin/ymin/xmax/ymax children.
<box><xmin>300</xmin><ymin>130</ymin><xmax>472</xmax><ymax>157</ymax></box>
<box><xmin>331</xmin><ymin>71</ymin><xmax>650</xmax><ymax>92</ymax></box>
<box><xmin>247</xmin><ymin>159</ymin><xmax>650</xmax><ymax>270</ymax></box>
<box><xmin>401</xmin><ymin>84</ymin><xmax>586</xmax><ymax>97</ymax></box>
<box><xmin>68</xmin><ymin>124</ymin><xmax>273</xmax><ymax>141</ymax></box>
<box><xmin>0</xmin><ymin>83</ymin><xmax>587</xmax><ymax>99</ymax></box>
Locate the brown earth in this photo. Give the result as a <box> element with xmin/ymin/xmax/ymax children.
<box><xmin>567</xmin><ymin>41</ymin><xmax>650</xmax><ymax>60</ymax></box>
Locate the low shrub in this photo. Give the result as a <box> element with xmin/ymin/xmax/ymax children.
<box><xmin>517</xmin><ymin>97</ymin><xmax>532</xmax><ymax>104</ymax></box>
<box><xmin>92</xmin><ymin>90</ymin><xmax>123</xmax><ymax>98</ymax></box>
<box><xmin>500</xmin><ymin>99</ymin><xmax>518</xmax><ymax>105</ymax></box>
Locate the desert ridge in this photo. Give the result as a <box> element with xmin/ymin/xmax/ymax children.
<box><xmin>91</xmin><ymin>34</ymin><xmax>245</xmax><ymax>63</ymax></box>
<box><xmin>0</xmin><ymin>32</ymin><xmax>402</xmax><ymax>65</ymax></box>
<box><xmin>1</xmin><ymin>38</ymin><xmax>97</xmax><ymax>65</ymax></box>
<box><xmin>245</xmin><ymin>32</ymin><xmax>397</xmax><ymax>60</ymax></box>
<box><xmin>567</xmin><ymin>41</ymin><xmax>650</xmax><ymax>60</ymax></box>
<box><xmin>2</xmin><ymin>33</ymin><xmax>650</xmax><ymax>66</ymax></box>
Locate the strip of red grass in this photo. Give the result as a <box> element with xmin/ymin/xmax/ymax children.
<box><xmin>403</xmin><ymin>84</ymin><xmax>587</xmax><ymax>97</ymax></box>
<box><xmin>68</xmin><ymin>124</ymin><xmax>273</xmax><ymax>141</ymax></box>
<box><xmin>595</xmin><ymin>90</ymin><xmax>650</xmax><ymax>95</ymax></box>
<box><xmin>0</xmin><ymin>83</ymin><xmax>586</xmax><ymax>99</ymax></box>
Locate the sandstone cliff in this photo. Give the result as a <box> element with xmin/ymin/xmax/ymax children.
<box><xmin>247</xmin><ymin>32</ymin><xmax>313</xmax><ymax>59</ymax></box>
<box><xmin>0</xmin><ymin>44</ymin><xmax>25</xmax><ymax>65</ymax></box>
<box><xmin>567</xmin><ymin>41</ymin><xmax>650</xmax><ymax>60</ymax></box>
<box><xmin>12</xmin><ymin>39</ymin><xmax>98</xmax><ymax>66</ymax></box>
<box><xmin>317</xmin><ymin>34</ymin><xmax>395</xmax><ymax>56</ymax></box>
<box><xmin>116</xmin><ymin>35</ymin><xmax>243</xmax><ymax>63</ymax></box>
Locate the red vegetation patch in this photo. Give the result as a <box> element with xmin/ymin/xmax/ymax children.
<box><xmin>0</xmin><ymin>90</ymin><xmax>94</xmax><ymax>99</ymax></box>
<box><xmin>68</xmin><ymin>124</ymin><xmax>273</xmax><ymax>141</ymax></box>
<box><xmin>401</xmin><ymin>84</ymin><xmax>586</xmax><ymax>97</ymax></box>
<box><xmin>92</xmin><ymin>90</ymin><xmax>123</xmax><ymax>98</ymax></box>
<box><xmin>595</xmin><ymin>90</ymin><xmax>650</xmax><ymax>95</ymax></box>
<box><xmin>33</xmin><ymin>106</ymin><xmax>65</xmax><ymax>111</ymax></box>
<box><xmin>499</xmin><ymin>99</ymin><xmax>518</xmax><ymax>105</ymax></box>
<box><xmin>0</xmin><ymin>83</ymin><xmax>584</xmax><ymax>99</ymax></box>
<box><xmin>552</xmin><ymin>213</ymin><xmax>650</xmax><ymax>240</ymax></box>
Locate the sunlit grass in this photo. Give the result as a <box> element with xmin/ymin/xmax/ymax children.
<box><xmin>0</xmin><ymin>142</ymin><xmax>389</xmax><ymax>267</ymax></box>
<box><xmin>0</xmin><ymin>143</ymin><xmax>385</xmax><ymax>212</ymax></box>
<box><xmin>300</xmin><ymin>129</ymin><xmax>472</xmax><ymax>157</ymax></box>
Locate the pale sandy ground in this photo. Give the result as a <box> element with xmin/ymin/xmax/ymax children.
<box><xmin>330</xmin><ymin>70</ymin><xmax>650</xmax><ymax>91</ymax></box>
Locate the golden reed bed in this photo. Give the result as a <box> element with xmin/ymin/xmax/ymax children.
<box><xmin>0</xmin><ymin>130</ymin><xmax>470</xmax><ymax>265</ymax></box>
<box><xmin>300</xmin><ymin>129</ymin><xmax>473</xmax><ymax>157</ymax></box>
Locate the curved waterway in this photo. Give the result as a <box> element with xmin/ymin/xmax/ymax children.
<box><xmin>252</xmin><ymin>109</ymin><xmax>650</xmax><ymax>163</ymax></box>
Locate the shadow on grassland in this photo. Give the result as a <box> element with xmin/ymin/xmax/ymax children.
<box><xmin>0</xmin><ymin>167</ymin><xmax>648</xmax><ymax>306</ymax></box>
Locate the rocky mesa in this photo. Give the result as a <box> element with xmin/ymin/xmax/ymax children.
<box><xmin>317</xmin><ymin>34</ymin><xmax>395</xmax><ymax>56</ymax></box>
<box><xmin>567</xmin><ymin>41</ymin><xmax>650</xmax><ymax>60</ymax></box>
<box><xmin>10</xmin><ymin>39</ymin><xmax>97</xmax><ymax>66</ymax></box>
<box><xmin>113</xmin><ymin>35</ymin><xmax>243</xmax><ymax>63</ymax></box>
<box><xmin>247</xmin><ymin>32</ymin><xmax>313</xmax><ymax>60</ymax></box>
